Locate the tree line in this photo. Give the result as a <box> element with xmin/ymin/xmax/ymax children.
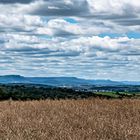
<box><xmin>0</xmin><ymin>84</ymin><xmax>116</xmax><ymax>100</ymax></box>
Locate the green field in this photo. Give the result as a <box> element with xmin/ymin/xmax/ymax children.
<box><xmin>95</xmin><ymin>92</ymin><xmax>140</xmax><ymax>98</ymax></box>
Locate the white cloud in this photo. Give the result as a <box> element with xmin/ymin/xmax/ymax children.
<box><xmin>0</xmin><ymin>0</ymin><xmax>140</xmax><ymax>80</ymax></box>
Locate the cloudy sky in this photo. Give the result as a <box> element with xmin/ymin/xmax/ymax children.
<box><xmin>0</xmin><ymin>0</ymin><xmax>140</xmax><ymax>80</ymax></box>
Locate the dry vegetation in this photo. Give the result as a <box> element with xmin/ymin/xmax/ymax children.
<box><xmin>0</xmin><ymin>99</ymin><xmax>140</xmax><ymax>140</ymax></box>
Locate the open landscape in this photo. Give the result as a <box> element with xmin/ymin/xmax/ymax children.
<box><xmin>0</xmin><ymin>76</ymin><xmax>139</xmax><ymax>139</ymax></box>
<box><xmin>0</xmin><ymin>0</ymin><xmax>140</xmax><ymax>139</ymax></box>
<box><xmin>0</xmin><ymin>77</ymin><xmax>139</xmax><ymax>140</ymax></box>
<box><xmin>0</xmin><ymin>99</ymin><xmax>140</xmax><ymax>140</ymax></box>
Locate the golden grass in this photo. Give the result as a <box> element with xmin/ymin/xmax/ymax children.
<box><xmin>0</xmin><ymin>99</ymin><xmax>140</xmax><ymax>140</ymax></box>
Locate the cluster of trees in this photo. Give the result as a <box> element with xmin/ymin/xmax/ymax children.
<box><xmin>0</xmin><ymin>84</ymin><xmax>101</xmax><ymax>100</ymax></box>
<box><xmin>0</xmin><ymin>84</ymin><xmax>137</xmax><ymax>101</ymax></box>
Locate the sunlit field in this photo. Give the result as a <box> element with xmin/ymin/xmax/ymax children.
<box><xmin>0</xmin><ymin>99</ymin><xmax>140</xmax><ymax>140</ymax></box>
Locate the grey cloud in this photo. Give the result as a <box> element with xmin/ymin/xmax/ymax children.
<box><xmin>0</xmin><ymin>0</ymin><xmax>33</xmax><ymax>4</ymax></box>
<box><xmin>114</xmin><ymin>18</ymin><xmax>140</xmax><ymax>26</ymax></box>
<box><xmin>20</xmin><ymin>0</ymin><xmax>140</xmax><ymax>27</ymax></box>
<box><xmin>29</xmin><ymin>0</ymin><xmax>90</xmax><ymax>16</ymax></box>
<box><xmin>53</xmin><ymin>30</ymin><xmax>77</xmax><ymax>37</ymax></box>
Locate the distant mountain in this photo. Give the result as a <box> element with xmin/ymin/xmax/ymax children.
<box><xmin>122</xmin><ymin>81</ymin><xmax>140</xmax><ymax>85</ymax></box>
<box><xmin>0</xmin><ymin>75</ymin><xmax>139</xmax><ymax>86</ymax></box>
<box><xmin>0</xmin><ymin>75</ymin><xmax>29</xmax><ymax>83</ymax></box>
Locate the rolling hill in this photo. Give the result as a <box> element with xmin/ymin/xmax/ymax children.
<box><xmin>0</xmin><ymin>75</ymin><xmax>139</xmax><ymax>86</ymax></box>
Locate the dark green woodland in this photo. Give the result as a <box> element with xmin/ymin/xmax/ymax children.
<box><xmin>0</xmin><ymin>84</ymin><xmax>139</xmax><ymax>100</ymax></box>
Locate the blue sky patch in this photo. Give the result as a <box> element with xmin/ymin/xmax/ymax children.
<box><xmin>64</xmin><ymin>18</ymin><xmax>77</xmax><ymax>24</ymax></box>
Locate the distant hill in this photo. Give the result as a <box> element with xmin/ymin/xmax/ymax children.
<box><xmin>0</xmin><ymin>75</ymin><xmax>29</xmax><ymax>83</ymax></box>
<box><xmin>122</xmin><ymin>81</ymin><xmax>140</xmax><ymax>85</ymax></box>
<box><xmin>0</xmin><ymin>75</ymin><xmax>139</xmax><ymax>86</ymax></box>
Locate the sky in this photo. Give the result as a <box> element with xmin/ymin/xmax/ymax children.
<box><xmin>0</xmin><ymin>0</ymin><xmax>140</xmax><ymax>81</ymax></box>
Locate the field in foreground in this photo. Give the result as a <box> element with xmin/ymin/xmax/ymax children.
<box><xmin>0</xmin><ymin>99</ymin><xmax>140</xmax><ymax>140</ymax></box>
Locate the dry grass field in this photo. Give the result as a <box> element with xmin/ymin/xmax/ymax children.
<box><xmin>0</xmin><ymin>99</ymin><xmax>140</xmax><ymax>140</ymax></box>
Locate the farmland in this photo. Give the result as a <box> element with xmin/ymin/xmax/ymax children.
<box><xmin>0</xmin><ymin>99</ymin><xmax>140</xmax><ymax>140</ymax></box>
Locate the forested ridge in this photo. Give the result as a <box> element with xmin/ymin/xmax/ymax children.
<box><xmin>0</xmin><ymin>84</ymin><xmax>97</xmax><ymax>100</ymax></box>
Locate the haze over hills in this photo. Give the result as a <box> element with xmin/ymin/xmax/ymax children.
<box><xmin>0</xmin><ymin>75</ymin><xmax>139</xmax><ymax>86</ymax></box>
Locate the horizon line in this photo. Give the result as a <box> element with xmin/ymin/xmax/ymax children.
<box><xmin>0</xmin><ymin>74</ymin><xmax>139</xmax><ymax>82</ymax></box>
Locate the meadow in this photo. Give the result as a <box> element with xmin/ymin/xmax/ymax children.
<box><xmin>0</xmin><ymin>99</ymin><xmax>140</xmax><ymax>140</ymax></box>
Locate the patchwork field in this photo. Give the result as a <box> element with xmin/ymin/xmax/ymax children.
<box><xmin>0</xmin><ymin>99</ymin><xmax>140</xmax><ymax>140</ymax></box>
